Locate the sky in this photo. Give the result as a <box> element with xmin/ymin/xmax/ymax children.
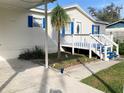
<box><xmin>39</xmin><ymin>0</ymin><xmax>124</xmax><ymax>18</ymax></box>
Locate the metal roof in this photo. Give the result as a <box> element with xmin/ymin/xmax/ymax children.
<box><xmin>0</xmin><ymin>0</ymin><xmax>55</xmax><ymax>9</ymax></box>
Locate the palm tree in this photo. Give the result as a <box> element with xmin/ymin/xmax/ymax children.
<box><xmin>51</xmin><ymin>5</ymin><xmax>70</xmax><ymax>58</ymax></box>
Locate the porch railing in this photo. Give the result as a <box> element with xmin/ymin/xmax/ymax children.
<box><xmin>61</xmin><ymin>34</ymin><xmax>119</xmax><ymax>61</ymax></box>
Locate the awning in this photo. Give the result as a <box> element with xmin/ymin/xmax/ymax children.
<box><xmin>0</xmin><ymin>0</ymin><xmax>55</xmax><ymax>9</ymax></box>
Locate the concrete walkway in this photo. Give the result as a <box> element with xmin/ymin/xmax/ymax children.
<box><xmin>65</xmin><ymin>60</ymin><xmax>120</xmax><ymax>81</ymax></box>
<box><xmin>0</xmin><ymin>58</ymin><xmax>104</xmax><ymax>93</ymax></box>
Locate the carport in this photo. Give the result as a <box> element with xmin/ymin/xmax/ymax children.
<box><xmin>0</xmin><ymin>0</ymin><xmax>55</xmax><ymax>68</ymax></box>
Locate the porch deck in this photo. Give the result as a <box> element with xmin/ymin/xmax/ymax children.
<box><xmin>60</xmin><ymin>34</ymin><xmax>119</xmax><ymax>61</ymax></box>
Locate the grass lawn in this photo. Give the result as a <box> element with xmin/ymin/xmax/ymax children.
<box><xmin>81</xmin><ymin>61</ymin><xmax>124</xmax><ymax>93</ymax></box>
<box><xmin>48</xmin><ymin>52</ymin><xmax>96</xmax><ymax>69</ymax></box>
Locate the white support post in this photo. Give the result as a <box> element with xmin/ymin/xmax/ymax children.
<box><xmin>44</xmin><ymin>0</ymin><xmax>48</xmax><ymax>68</ymax></box>
<box><xmin>116</xmin><ymin>45</ymin><xmax>119</xmax><ymax>57</ymax></box>
<box><xmin>72</xmin><ymin>35</ymin><xmax>74</xmax><ymax>55</ymax></box>
<box><xmin>111</xmin><ymin>46</ymin><xmax>113</xmax><ymax>52</ymax></box>
<box><xmin>100</xmin><ymin>45</ymin><xmax>103</xmax><ymax>59</ymax></box>
<box><xmin>104</xmin><ymin>46</ymin><xmax>109</xmax><ymax>61</ymax></box>
<box><xmin>110</xmin><ymin>33</ymin><xmax>114</xmax><ymax>41</ymax></box>
<box><xmin>110</xmin><ymin>34</ymin><xmax>114</xmax><ymax>52</ymax></box>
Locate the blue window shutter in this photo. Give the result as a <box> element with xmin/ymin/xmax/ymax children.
<box><xmin>43</xmin><ymin>18</ymin><xmax>46</xmax><ymax>29</ymax></box>
<box><xmin>98</xmin><ymin>25</ymin><xmax>100</xmax><ymax>34</ymax></box>
<box><xmin>71</xmin><ymin>22</ymin><xmax>74</xmax><ymax>34</ymax></box>
<box><xmin>62</xmin><ymin>26</ymin><xmax>65</xmax><ymax>37</ymax></box>
<box><xmin>28</xmin><ymin>16</ymin><xmax>33</xmax><ymax>27</ymax></box>
<box><xmin>92</xmin><ymin>25</ymin><xmax>94</xmax><ymax>34</ymax></box>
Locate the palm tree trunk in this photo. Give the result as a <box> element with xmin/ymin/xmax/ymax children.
<box><xmin>58</xmin><ymin>30</ymin><xmax>61</xmax><ymax>58</ymax></box>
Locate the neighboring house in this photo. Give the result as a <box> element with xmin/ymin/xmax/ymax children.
<box><xmin>0</xmin><ymin>2</ymin><xmax>119</xmax><ymax>61</ymax></box>
<box><xmin>106</xmin><ymin>20</ymin><xmax>124</xmax><ymax>42</ymax></box>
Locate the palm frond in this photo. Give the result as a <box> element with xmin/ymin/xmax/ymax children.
<box><xmin>51</xmin><ymin>5</ymin><xmax>70</xmax><ymax>31</ymax></box>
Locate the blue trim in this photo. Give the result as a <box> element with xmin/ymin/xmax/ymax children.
<box><xmin>71</xmin><ymin>22</ymin><xmax>74</xmax><ymax>34</ymax></box>
<box><xmin>97</xmin><ymin>44</ymin><xmax>101</xmax><ymax>51</ymax></box>
<box><xmin>102</xmin><ymin>46</ymin><xmax>104</xmax><ymax>53</ymax></box>
<box><xmin>92</xmin><ymin>25</ymin><xmax>94</xmax><ymax>34</ymax></box>
<box><xmin>107</xmin><ymin>55</ymin><xmax>113</xmax><ymax>59</ymax></box>
<box><xmin>98</xmin><ymin>25</ymin><xmax>100</xmax><ymax>34</ymax></box>
<box><xmin>92</xmin><ymin>25</ymin><xmax>100</xmax><ymax>34</ymax></box>
<box><xmin>43</xmin><ymin>18</ymin><xmax>46</xmax><ymax>29</ymax></box>
<box><xmin>28</xmin><ymin>16</ymin><xmax>33</xmax><ymax>27</ymax></box>
<box><xmin>62</xmin><ymin>26</ymin><xmax>65</xmax><ymax>37</ymax></box>
<box><xmin>107</xmin><ymin>51</ymin><xmax>118</xmax><ymax>59</ymax></box>
<box><xmin>93</xmin><ymin>43</ymin><xmax>96</xmax><ymax>48</ymax></box>
<box><xmin>107</xmin><ymin>21</ymin><xmax>124</xmax><ymax>28</ymax></box>
<box><xmin>113</xmin><ymin>52</ymin><xmax>118</xmax><ymax>57</ymax></box>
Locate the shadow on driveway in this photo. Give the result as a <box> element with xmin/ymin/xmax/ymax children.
<box><xmin>0</xmin><ymin>59</ymin><xmax>39</xmax><ymax>92</ymax></box>
<box><xmin>38</xmin><ymin>67</ymin><xmax>65</xmax><ymax>93</ymax></box>
<box><xmin>77</xmin><ymin>59</ymin><xmax>116</xmax><ymax>93</ymax></box>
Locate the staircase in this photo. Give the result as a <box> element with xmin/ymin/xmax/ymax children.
<box><xmin>61</xmin><ymin>34</ymin><xmax>119</xmax><ymax>61</ymax></box>
<box><xmin>90</xmin><ymin>34</ymin><xmax>119</xmax><ymax>61</ymax></box>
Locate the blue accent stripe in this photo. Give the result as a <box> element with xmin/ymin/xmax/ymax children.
<box><xmin>62</xmin><ymin>26</ymin><xmax>65</xmax><ymax>37</ymax></box>
<box><xmin>98</xmin><ymin>25</ymin><xmax>100</xmax><ymax>34</ymax></box>
<box><xmin>28</xmin><ymin>16</ymin><xmax>33</xmax><ymax>27</ymax></box>
<box><xmin>43</xmin><ymin>18</ymin><xmax>46</xmax><ymax>29</ymax></box>
<box><xmin>92</xmin><ymin>25</ymin><xmax>94</xmax><ymax>34</ymax></box>
<box><xmin>71</xmin><ymin>22</ymin><xmax>74</xmax><ymax>34</ymax></box>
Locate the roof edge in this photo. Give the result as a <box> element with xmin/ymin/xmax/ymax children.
<box><xmin>30</xmin><ymin>4</ymin><xmax>109</xmax><ymax>25</ymax></box>
<box><xmin>107</xmin><ymin>20</ymin><xmax>124</xmax><ymax>27</ymax></box>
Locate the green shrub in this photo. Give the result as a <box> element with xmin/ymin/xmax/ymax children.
<box><xmin>119</xmin><ymin>43</ymin><xmax>124</xmax><ymax>55</ymax></box>
<box><xmin>113</xmin><ymin>39</ymin><xmax>124</xmax><ymax>55</ymax></box>
<box><xmin>18</xmin><ymin>46</ymin><xmax>45</xmax><ymax>60</ymax></box>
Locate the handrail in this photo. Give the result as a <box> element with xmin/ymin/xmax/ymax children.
<box><xmin>61</xmin><ymin>33</ymin><xmax>119</xmax><ymax>60</ymax></box>
<box><xmin>64</xmin><ymin>34</ymin><xmax>90</xmax><ymax>36</ymax></box>
<box><xmin>90</xmin><ymin>34</ymin><xmax>104</xmax><ymax>45</ymax></box>
<box><xmin>91</xmin><ymin>34</ymin><xmax>118</xmax><ymax>46</ymax></box>
<box><xmin>101</xmin><ymin>34</ymin><xmax>118</xmax><ymax>47</ymax></box>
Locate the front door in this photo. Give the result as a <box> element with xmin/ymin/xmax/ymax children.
<box><xmin>76</xmin><ymin>22</ymin><xmax>82</xmax><ymax>34</ymax></box>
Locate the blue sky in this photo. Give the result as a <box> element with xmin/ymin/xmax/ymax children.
<box><xmin>39</xmin><ymin>0</ymin><xmax>124</xmax><ymax>18</ymax></box>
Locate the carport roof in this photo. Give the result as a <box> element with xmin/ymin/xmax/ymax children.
<box><xmin>0</xmin><ymin>0</ymin><xmax>55</xmax><ymax>9</ymax></box>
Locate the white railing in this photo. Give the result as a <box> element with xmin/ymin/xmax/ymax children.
<box><xmin>91</xmin><ymin>34</ymin><xmax>119</xmax><ymax>56</ymax></box>
<box><xmin>90</xmin><ymin>34</ymin><xmax>104</xmax><ymax>59</ymax></box>
<box><xmin>61</xmin><ymin>34</ymin><xmax>91</xmax><ymax>49</ymax></box>
<box><xmin>61</xmin><ymin>34</ymin><xmax>105</xmax><ymax>58</ymax></box>
<box><xmin>61</xmin><ymin>34</ymin><xmax>105</xmax><ymax>49</ymax></box>
<box><xmin>91</xmin><ymin>34</ymin><xmax>111</xmax><ymax>46</ymax></box>
<box><xmin>61</xmin><ymin>34</ymin><xmax>119</xmax><ymax>61</ymax></box>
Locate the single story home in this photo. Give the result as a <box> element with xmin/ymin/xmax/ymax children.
<box><xmin>0</xmin><ymin>2</ymin><xmax>119</xmax><ymax>61</ymax></box>
<box><xmin>106</xmin><ymin>20</ymin><xmax>124</xmax><ymax>42</ymax></box>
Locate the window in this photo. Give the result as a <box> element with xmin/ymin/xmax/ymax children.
<box><xmin>77</xmin><ymin>24</ymin><xmax>80</xmax><ymax>34</ymax></box>
<box><xmin>61</xmin><ymin>22</ymin><xmax>74</xmax><ymax>35</ymax></box>
<box><xmin>28</xmin><ymin>15</ymin><xmax>45</xmax><ymax>28</ymax></box>
<box><xmin>92</xmin><ymin>25</ymin><xmax>100</xmax><ymax>34</ymax></box>
<box><xmin>33</xmin><ymin>17</ymin><xmax>42</xmax><ymax>27</ymax></box>
<box><xmin>76</xmin><ymin>22</ymin><xmax>82</xmax><ymax>34</ymax></box>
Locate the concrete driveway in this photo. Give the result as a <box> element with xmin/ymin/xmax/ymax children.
<box><xmin>0</xmin><ymin>58</ymin><xmax>104</xmax><ymax>93</ymax></box>
<box><xmin>65</xmin><ymin>60</ymin><xmax>120</xmax><ymax>81</ymax></box>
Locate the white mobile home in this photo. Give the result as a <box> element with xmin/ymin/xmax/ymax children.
<box><xmin>31</xmin><ymin>5</ymin><xmax>119</xmax><ymax>61</ymax></box>
<box><xmin>0</xmin><ymin>3</ymin><xmax>119</xmax><ymax>61</ymax></box>
<box><xmin>0</xmin><ymin>0</ymin><xmax>57</xmax><ymax>60</ymax></box>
